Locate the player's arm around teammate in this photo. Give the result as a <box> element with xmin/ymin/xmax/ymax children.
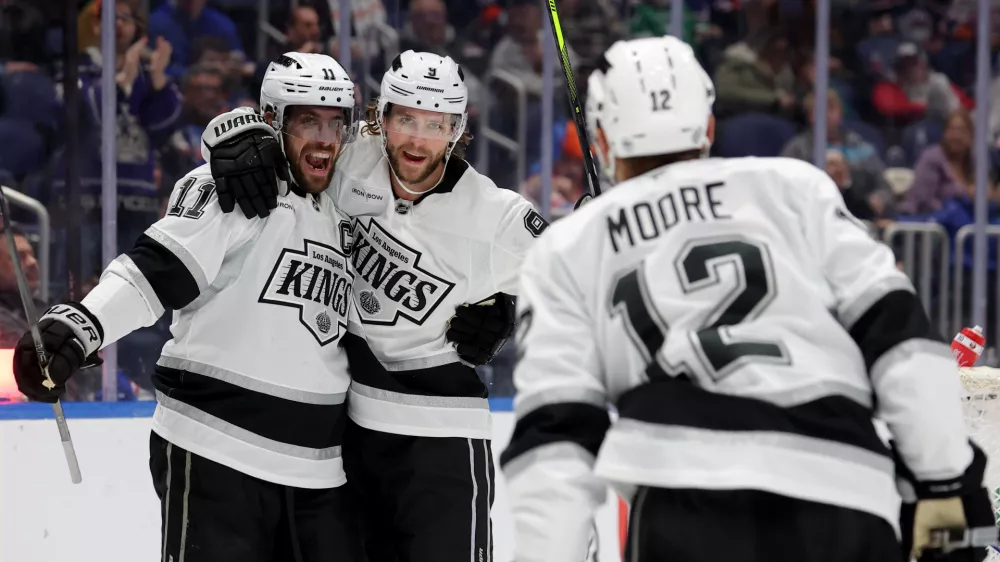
<box><xmin>13</xmin><ymin>53</ymin><xmax>370</xmax><ymax>562</ymax></box>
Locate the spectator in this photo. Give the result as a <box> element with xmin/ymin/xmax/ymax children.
<box><xmin>901</xmin><ymin>109</ymin><xmax>979</xmax><ymax>215</ymax></box>
<box><xmin>713</xmin><ymin>26</ymin><xmax>797</xmax><ymax>118</ymax></box>
<box><xmin>488</xmin><ymin>0</ymin><xmax>578</xmax><ymax>99</ymax></box>
<box><xmin>520</xmin><ymin>121</ymin><xmax>586</xmax><ymax>216</ymax></box>
<box><xmin>54</xmin><ymin>0</ymin><xmax>182</xmax><ymax>272</ymax></box>
<box><xmin>826</xmin><ymin>149</ymin><xmax>877</xmax><ymax>221</ymax></box>
<box><xmin>163</xmin><ymin>65</ymin><xmax>227</xmax><ymax>182</ymax></box>
<box><xmin>148</xmin><ymin>0</ymin><xmax>243</xmax><ymax>78</ymax></box>
<box><xmin>557</xmin><ymin>0</ymin><xmax>625</xmax><ymax>70</ymax></box>
<box><xmin>190</xmin><ymin>35</ymin><xmax>253</xmax><ymax>107</ymax></box>
<box><xmin>781</xmin><ymin>89</ymin><xmax>895</xmax><ymax>217</ymax></box>
<box><xmin>0</xmin><ymin>2</ymin><xmax>58</xmax><ymax>179</ymax></box>
<box><xmin>285</xmin><ymin>5</ymin><xmax>323</xmax><ymax>54</ymax></box>
<box><xmin>0</xmin><ymin>227</ymin><xmax>41</xmax><ymax>347</ymax></box>
<box><xmin>871</xmin><ymin>42</ymin><xmax>973</xmax><ymax>125</ymax></box>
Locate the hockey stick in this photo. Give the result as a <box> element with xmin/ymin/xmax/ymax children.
<box><xmin>545</xmin><ymin>0</ymin><xmax>603</xmax><ymax>203</ymax></box>
<box><xmin>0</xmin><ymin>186</ymin><xmax>82</xmax><ymax>484</ymax></box>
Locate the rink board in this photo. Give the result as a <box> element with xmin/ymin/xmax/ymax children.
<box><xmin>0</xmin><ymin>401</ymin><xmax>624</xmax><ymax>562</ymax></box>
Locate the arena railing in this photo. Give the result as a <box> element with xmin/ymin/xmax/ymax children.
<box><xmin>0</xmin><ymin>187</ymin><xmax>50</xmax><ymax>303</ymax></box>
<box><xmin>476</xmin><ymin>69</ymin><xmax>527</xmax><ymax>190</ymax></box>
<box><xmin>883</xmin><ymin>221</ymin><xmax>951</xmax><ymax>339</ymax></box>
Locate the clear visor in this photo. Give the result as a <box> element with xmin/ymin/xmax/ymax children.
<box><xmin>382</xmin><ymin>110</ymin><xmax>462</xmax><ymax>140</ymax></box>
<box><xmin>281</xmin><ymin>106</ymin><xmax>358</xmax><ymax>144</ymax></box>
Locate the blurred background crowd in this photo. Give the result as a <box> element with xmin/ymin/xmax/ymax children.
<box><xmin>0</xmin><ymin>0</ymin><xmax>997</xmax><ymax>402</ymax></box>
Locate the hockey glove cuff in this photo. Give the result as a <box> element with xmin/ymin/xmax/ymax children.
<box><xmin>447</xmin><ymin>293</ymin><xmax>515</xmax><ymax>366</ymax></box>
<box><xmin>202</xmin><ymin>107</ymin><xmax>288</xmax><ymax>219</ymax></box>
<box><xmin>13</xmin><ymin>302</ymin><xmax>104</xmax><ymax>402</ymax></box>
<box><xmin>895</xmin><ymin>441</ymin><xmax>998</xmax><ymax>561</ymax></box>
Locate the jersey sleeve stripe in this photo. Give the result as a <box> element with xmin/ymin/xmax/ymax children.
<box><xmin>617</xmin><ymin>378</ymin><xmax>888</xmax><ymax>456</ymax></box>
<box><xmin>126</xmin><ymin>233</ymin><xmax>203</xmax><ymax>310</ymax></box>
<box><xmin>499</xmin><ymin>402</ymin><xmax>612</xmax><ymax>469</ymax></box>
<box><xmin>153</xmin><ymin>364</ymin><xmax>346</xmax><ymax>452</ymax></box>
<box><xmin>157</xmin><ymin>356</ymin><xmax>347</xmax><ymax>405</ymax></box>
<box><xmin>837</xmin><ymin>275</ymin><xmax>915</xmax><ymax>330</ymax></box>
<box><xmin>107</xmin><ymin>255</ymin><xmax>166</xmax><ymax>319</ymax></box>
<box><xmin>847</xmin><ymin>289</ymin><xmax>943</xmax><ymax>372</ymax></box>
<box><xmin>144</xmin><ymin>225</ymin><xmax>210</xmax><ymax>291</ymax></box>
<box><xmin>513</xmin><ymin>386</ymin><xmax>607</xmax><ymax>420</ymax></box>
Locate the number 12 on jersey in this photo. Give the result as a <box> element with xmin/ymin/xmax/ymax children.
<box><xmin>610</xmin><ymin>235</ymin><xmax>790</xmax><ymax>382</ymax></box>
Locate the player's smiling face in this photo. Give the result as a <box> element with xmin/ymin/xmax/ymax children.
<box><xmin>281</xmin><ymin>105</ymin><xmax>348</xmax><ymax>193</ymax></box>
<box><xmin>383</xmin><ymin>105</ymin><xmax>457</xmax><ymax>188</ymax></box>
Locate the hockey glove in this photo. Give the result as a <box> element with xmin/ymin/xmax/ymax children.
<box><xmin>12</xmin><ymin>303</ymin><xmax>104</xmax><ymax>403</ymax></box>
<box><xmin>895</xmin><ymin>442</ymin><xmax>997</xmax><ymax>562</ymax></box>
<box><xmin>447</xmin><ymin>293</ymin><xmax>515</xmax><ymax>366</ymax></box>
<box><xmin>202</xmin><ymin>107</ymin><xmax>288</xmax><ymax>219</ymax></box>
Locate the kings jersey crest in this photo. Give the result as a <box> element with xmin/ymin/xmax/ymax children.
<box><xmin>259</xmin><ymin>239</ymin><xmax>353</xmax><ymax>345</ymax></box>
<box><xmin>351</xmin><ymin>219</ymin><xmax>455</xmax><ymax>326</ymax></box>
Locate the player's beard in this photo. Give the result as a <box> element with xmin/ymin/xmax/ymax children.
<box><xmin>286</xmin><ymin>139</ymin><xmax>338</xmax><ymax>194</ymax></box>
<box><xmin>386</xmin><ymin>141</ymin><xmax>447</xmax><ymax>187</ymax></box>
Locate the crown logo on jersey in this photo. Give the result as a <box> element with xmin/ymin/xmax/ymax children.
<box><xmin>358</xmin><ymin>290</ymin><xmax>382</xmax><ymax>315</ymax></box>
<box><xmin>259</xmin><ymin>239</ymin><xmax>354</xmax><ymax>345</ymax></box>
<box><xmin>315</xmin><ymin>310</ymin><xmax>332</xmax><ymax>334</ymax></box>
<box><xmin>350</xmin><ymin>219</ymin><xmax>455</xmax><ymax>326</ymax></box>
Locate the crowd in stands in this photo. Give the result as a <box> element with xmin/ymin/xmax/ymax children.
<box><xmin>0</xmin><ymin>0</ymin><xmax>998</xmax><ymax>400</ymax></box>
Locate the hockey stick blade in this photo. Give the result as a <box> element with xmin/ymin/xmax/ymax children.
<box><xmin>0</xmin><ymin>185</ymin><xmax>82</xmax><ymax>484</ymax></box>
<box><xmin>546</xmin><ymin>0</ymin><xmax>603</xmax><ymax>198</ymax></box>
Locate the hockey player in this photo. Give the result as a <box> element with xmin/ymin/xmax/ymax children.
<box><xmin>199</xmin><ymin>50</ymin><xmax>542</xmax><ymax>562</ymax></box>
<box><xmin>501</xmin><ymin>35</ymin><xmax>997</xmax><ymax>562</ymax></box>
<box><xmin>11</xmin><ymin>53</ymin><xmax>375</xmax><ymax>562</ymax></box>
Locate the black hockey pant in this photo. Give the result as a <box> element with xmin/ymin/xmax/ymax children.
<box><xmin>343</xmin><ymin>419</ymin><xmax>495</xmax><ymax>562</ymax></box>
<box><xmin>624</xmin><ymin>487</ymin><xmax>902</xmax><ymax>562</ymax></box>
<box><xmin>149</xmin><ymin>431</ymin><xmax>360</xmax><ymax>562</ymax></box>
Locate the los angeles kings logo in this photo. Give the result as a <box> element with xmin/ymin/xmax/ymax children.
<box><xmin>351</xmin><ymin>219</ymin><xmax>455</xmax><ymax>326</ymax></box>
<box><xmin>259</xmin><ymin>239</ymin><xmax>353</xmax><ymax>345</ymax></box>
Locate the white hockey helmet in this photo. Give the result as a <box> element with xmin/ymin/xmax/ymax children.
<box><xmin>588</xmin><ymin>36</ymin><xmax>715</xmax><ymax>166</ymax></box>
<box><xmin>377</xmin><ymin>50</ymin><xmax>469</xmax><ymax>146</ymax></box>
<box><xmin>259</xmin><ymin>52</ymin><xmax>358</xmax><ymax>144</ymax></box>
<box><xmin>584</xmin><ymin>72</ymin><xmax>610</xmax><ymax>180</ymax></box>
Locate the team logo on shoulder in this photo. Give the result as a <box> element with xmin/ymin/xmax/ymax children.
<box><xmin>259</xmin><ymin>239</ymin><xmax>353</xmax><ymax>345</ymax></box>
<box><xmin>350</xmin><ymin>219</ymin><xmax>455</xmax><ymax>326</ymax></box>
<box><xmin>523</xmin><ymin>209</ymin><xmax>549</xmax><ymax>238</ymax></box>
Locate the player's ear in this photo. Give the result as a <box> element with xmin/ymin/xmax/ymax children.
<box><xmin>264</xmin><ymin>110</ymin><xmax>276</xmax><ymax>129</ymax></box>
<box><xmin>706</xmin><ymin>114</ymin><xmax>716</xmax><ymax>146</ymax></box>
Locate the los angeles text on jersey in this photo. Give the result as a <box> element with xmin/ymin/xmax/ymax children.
<box><xmin>608</xmin><ymin>180</ymin><xmax>730</xmax><ymax>252</ymax></box>
<box><xmin>259</xmin><ymin>239</ymin><xmax>353</xmax><ymax>345</ymax></box>
<box><xmin>351</xmin><ymin>219</ymin><xmax>456</xmax><ymax>326</ymax></box>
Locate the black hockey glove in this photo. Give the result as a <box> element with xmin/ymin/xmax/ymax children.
<box><xmin>13</xmin><ymin>303</ymin><xmax>104</xmax><ymax>403</ymax></box>
<box><xmin>895</xmin><ymin>442</ymin><xmax>997</xmax><ymax>562</ymax></box>
<box><xmin>202</xmin><ymin>108</ymin><xmax>288</xmax><ymax>219</ymax></box>
<box><xmin>447</xmin><ymin>293</ymin><xmax>515</xmax><ymax>366</ymax></box>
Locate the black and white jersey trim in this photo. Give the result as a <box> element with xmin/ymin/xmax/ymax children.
<box><xmin>344</xmin><ymin>334</ymin><xmax>492</xmax><ymax>438</ymax></box>
<box><xmin>847</xmin><ymin>289</ymin><xmax>943</xmax><ymax>371</ymax></box>
<box><xmin>109</xmin><ymin>255</ymin><xmax>166</xmax><ymax>318</ymax></box>
<box><xmin>153</xmin><ymin>364</ymin><xmax>346</xmax><ymax>453</ymax></box>
<box><xmin>618</xmin><ymin>378</ymin><xmax>888</xmax><ymax>456</ymax></box>
<box><xmin>500</xmin><ymin>403</ymin><xmax>610</xmax><ymax>469</ymax></box>
<box><xmin>125</xmin><ymin>232</ymin><xmax>203</xmax><ymax>310</ymax></box>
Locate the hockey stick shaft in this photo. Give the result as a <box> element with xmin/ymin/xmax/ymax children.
<box><xmin>0</xmin><ymin>186</ymin><xmax>82</xmax><ymax>484</ymax></box>
<box><xmin>545</xmin><ymin>0</ymin><xmax>602</xmax><ymax>198</ymax></box>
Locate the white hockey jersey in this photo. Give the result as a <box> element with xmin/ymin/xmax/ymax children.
<box><xmin>500</xmin><ymin>157</ymin><xmax>974</xmax><ymax>562</ymax></box>
<box><xmin>335</xmin><ymin>136</ymin><xmax>545</xmax><ymax>439</ymax></box>
<box><xmin>81</xmin><ymin>164</ymin><xmax>356</xmax><ymax>489</ymax></box>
